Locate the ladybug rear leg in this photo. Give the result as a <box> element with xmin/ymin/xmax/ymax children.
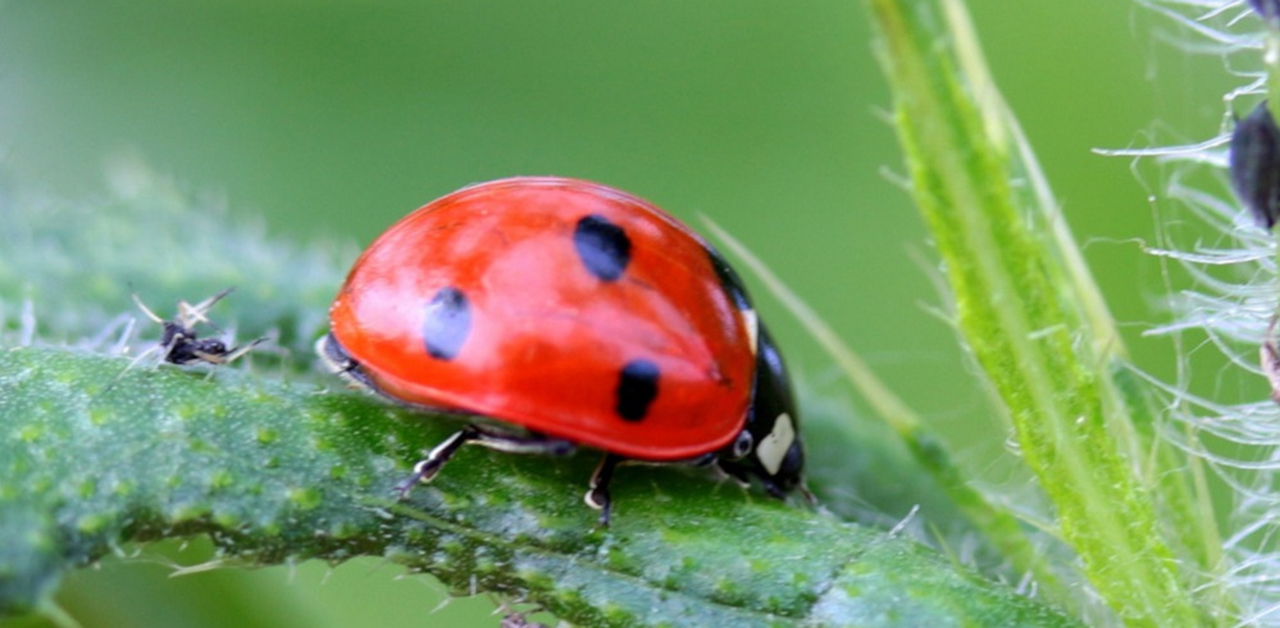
<box><xmin>585</xmin><ymin>453</ymin><xmax>624</xmax><ymax>527</ymax></box>
<box><xmin>397</xmin><ymin>425</ymin><xmax>575</xmax><ymax>497</ymax></box>
<box><xmin>396</xmin><ymin>427</ymin><xmax>479</xmax><ymax>496</ymax></box>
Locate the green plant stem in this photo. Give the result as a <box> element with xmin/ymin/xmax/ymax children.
<box><xmin>0</xmin><ymin>346</ymin><xmax>1080</xmax><ymax>628</ymax></box>
<box><xmin>863</xmin><ymin>0</ymin><xmax>1208</xmax><ymax>625</ymax></box>
<box><xmin>706</xmin><ymin>219</ymin><xmax>1072</xmax><ymax>609</ymax></box>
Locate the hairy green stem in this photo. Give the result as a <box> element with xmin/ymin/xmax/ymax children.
<box><xmin>863</xmin><ymin>0</ymin><xmax>1213</xmax><ymax>624</ymax></box>
<box><xmin>0</xmin><ymin>346</ymin><xmax>1080</xmax><ymax>627</ymax></box>
<box><xmin>706</xmin><ymin>220</ymin><xmax>1072</xmax><ymax>608</ymax></box>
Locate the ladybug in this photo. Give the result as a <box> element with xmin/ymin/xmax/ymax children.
<box><xmin>317</xmin><ymin>177</ymin><xmax>804</xmax><ymax>525</ymax></box>
<box><xmin>133</xmin><ymin>288</ymin><xmax>263</xmax><ymax>365</ymax></box>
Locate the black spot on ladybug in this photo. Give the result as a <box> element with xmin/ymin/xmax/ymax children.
<box><xmin>706</xmin><ymin>246</ymin><xmax>752</xmax><ymax>312</ymax></box>
<box><xmin>574</xmin><ymin>214</ymin><xmax>632</xmax><ymax>281</ymax></box>
<box><xmin>615</xmin><ymin>359</ymin><xmax>660</xmax><ymax>422</ymax></box>
<box><xmin>423</xmin><ymin>286</ymin><xmax>472</xmax><ymax>360</ymax></box>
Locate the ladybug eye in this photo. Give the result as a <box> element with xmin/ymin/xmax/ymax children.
<box><xmin>731</xmin><ymin>430</ymin><xmax>754</xmax><ymax>459</ymax></box>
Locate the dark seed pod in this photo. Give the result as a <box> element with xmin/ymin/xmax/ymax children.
<box><xmin>1249</xmin><ymin>0</ymin><xmax>1280</xmax><ymax>28</ymax></box>
<box><xmin>1229</xmin><ymin>101</ymin><xmax>1280</xmax><ymax>230</ymax></box>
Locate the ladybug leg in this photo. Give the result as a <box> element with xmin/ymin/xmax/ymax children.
<box><xmin>714</xmin><ymin>459</ymin><xmax>752</xmax><ymax>488</ymax></box>
<box><xmin>467</xmin><ymin>427</ymin><xmax>575</xmax><ymax>456</ymax></box>
<box><xmin>398</xmin><ymin>426</ymin><xmax>576</xmax><ymax>497</ymax></box>
<box><xmin>584</xmin><ymin>453</ymin><xmax>624</xmax><ymax>527</ymax></box>
<box><xmin>396</xmin><ymin>427</ymin><xmax>481</xmax><ymax>496</ymax></box>
<box><xmin>798</xmin><ymin>483</ymin><xmax>818</xmax><ymax>506</ymax></box>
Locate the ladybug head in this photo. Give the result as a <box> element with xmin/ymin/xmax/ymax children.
<box><xmin>718</xmin><ymin>323</ymin><xmax>805</xmax><ymax>497</ymax></box>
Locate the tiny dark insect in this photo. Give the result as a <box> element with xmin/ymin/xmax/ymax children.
<box><xmin>1229</xmin><ymin>101</ymin><xmax>1280</xmax><ymax>230</ymax></box>
<box><xmin>133</xmin><ymin>288</ymin><xmax>263</xmax><ymax>365</ymax></box>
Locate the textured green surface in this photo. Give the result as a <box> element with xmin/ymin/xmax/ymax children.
<box><xmin>0</xmin><ymin>346</ymin><xmax>1079</xmax><ymax>627</ymax></box>
<box><xmin>864</xmin><ymin>0</ymin><xmax>1220</xmax><ymax>625</ymax></box>
<box><xmin>0</xmin><ymin>170</ymin><xmax>349</xmax><ymax>362</ymax></box>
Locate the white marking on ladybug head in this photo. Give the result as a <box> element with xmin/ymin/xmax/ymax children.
<box><xmin>743</xmin><ymin>309</ymin><xmax>759</xmax><ymax>356</ymax></box>
<box><xmin>756</xmin><ymin>412</ymin><xmax>795</xmax><ymax>476</ymax></box>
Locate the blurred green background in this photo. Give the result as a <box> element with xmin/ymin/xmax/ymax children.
<box><xmin>0</xmin><ymin>1</ymin><xmax>1237</xmax><ymax>627</ymax></box>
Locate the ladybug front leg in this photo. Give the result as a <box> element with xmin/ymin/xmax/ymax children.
<box><xmin>584</xmin><ymin>454</ymin><xmax>624</xmax><ymax>527</ymax></box>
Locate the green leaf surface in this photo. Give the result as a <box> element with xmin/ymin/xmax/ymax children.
<box><xmin>0</xmin><ymin>346</ymin><xmax>1079</xmax><ymax>627</ymax></box>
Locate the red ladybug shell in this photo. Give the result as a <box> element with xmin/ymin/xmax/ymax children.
<box><xmin>329</xmin><ymin>177</ymin><xmax>755</xmax><ymax>461</ymax></box>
